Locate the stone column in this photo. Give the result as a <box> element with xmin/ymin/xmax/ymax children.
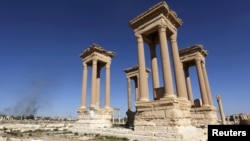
<box><xmin>216</xmin><ymin>95</ymin><xmax>226</xmax><ymax>124</ymax></box>
<box><xmin>195</xmin><ymin>58</ymin><xmax>209</xmax><ymax>107</ymax></box>
<box><xmin>127</xmin><ymin>77</ymin><xmax>132</xmax><ymax>110</ymax></box>
<box><xmin>158</xmin><ymin>26</ymin><xmax>175</xmax><ymax>97</ymax></box>
<box><xmin>104</xmin><ymin>62</ymin><xmax>111</xmax><ymax>108</ymax></box>
<box><xmin>202</xmin><ymin>62</ymin><xmax>213</xmax><ymax>106</ymax></box>
<box><xmin>118</xmin><ymin>110</ymin><xmax>121</xmax><ymax>124</ymax></box>
<box><xmin>90</xmin><ymin>59</ymin><xmax>97</xmax><ymax>108</ymax></box>
<box><xmin>184</xmin><ymin>65</ymin><xmax>194</xmax><ymax>105</ymax></box>
<box><xmin>149</xmin><ymin>43</ymin><xmax>160</xmax><ymax>99</ymax></box>
<box><xmin>170</xmin><ymin>34</ymin><xmax>187</xmax><ymax>99</ymax></box>
<box><xmin>136</xmin><ymin>34</ymin><xmax>149</xmax><ymax>101</ymax></box>
<box><xmin>96</xmin><ymin>66</ymin><xmax>101</xmax><ymax>108</ymax></box>
<box><xmin>112</xmin><ymin>111</ymin><xmax>115</xmax><ymax>124</ymax></box>
<box><xmin>80</xmin><ymin>62</ymin><xmax>88</xmax><ymax>109</ymax></box>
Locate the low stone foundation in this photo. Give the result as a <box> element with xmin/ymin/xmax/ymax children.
<box><xmin>77</xmin><ymin>107</ymin><xmax>113</xmax><ymax>128</ymax></box>
<box><xmin>131</xmin><ymin>97</ymin><xmax>217</xmax><ymax>140</ymax></box>
<box><xmin>191</xmin><ymin>106</ymin><xmax>219</xmax><ymax>127</ymax></box>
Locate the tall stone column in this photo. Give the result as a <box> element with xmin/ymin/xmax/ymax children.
<box><xmin>184</xmin><ymin>65</ymin><xmax>194</xmax><ymax>105</ymax></box>
<box><xmin>96</xmin><ymin>66</ymin><xmax>101</xmax><ymax>108</ymax></box>
<box><xmin>127</xmin><ymin>77</ymin><xmax>132</xmax><ymax>110</ymax></box>
<box><xmin>195</xmin><ymin>58</ymin><xmax>209</xmax><ymax>107</ymax></box>
<box><xmin>104</xmin><ymin>62</ymin><xmax>111</xmax><ymax>108</ymax></box>
<box><xmin>170</xmin><ymin>34</ymin><xmax>187</xmax><ymax>99</ymax></box>
<box><xmin>149</xmin><ymin>43</ymin><xmax>160</xmax><ymax>99</ymax></box>
<box><xmin>136</xmin><ymin>34</ymin><xmax>149</xmax><ymax>101</ymax></box>
<box><xmin>112</xmin><ymin>111</ymin><xmax>115</xmax><ymax>124</ymax></box>
<box><xmin>202</xmin><ymin>62</ymin><xmax>213</xmax><ymax>106</ymax></box>
<box><xmin>216</xmin><ymin>95</ymin><xmax>226</xmax><ymax>124</ymax></box>
<box><xmin>90</xmin><ymin>59</ymin><xmax>97</xmax><ymax>108</ymax></box>
<box><xmin>158</xmin><ymin>26</ymin><xmax>175</xmax><ymax>97</ymax></box>
<box><xmin>80</xmin><ymin>62</ymin><xmax>88</xmax><ymax>109</ymax></box>
<box><xmin>118</xmin><ymin>110</ymin><xmax>121</xmax><ymax>124</ymax></box>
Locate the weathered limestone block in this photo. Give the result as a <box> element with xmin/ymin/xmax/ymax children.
<box><xmin>77</xmin><ymin>108</ymin><xmax>113</xmax><ymax>128</ymax></box>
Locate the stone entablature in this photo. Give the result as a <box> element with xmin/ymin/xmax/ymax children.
<box><xmin>80</xmin><ymin>43</ymin><xmax>116</xmax><ymax>59</ymax></box>
<box><xmin>129</xmin><ymin>1</ymin><xmax>182</xmax><ymax>29</ymax></box>
<box><xmin>179</xmin><ymin>44</ymin><xmax>208</xmax><ymax>57</ymax></box>
<box><xmin>179</xmin><ymin>44</ymin><xmax>208</xmax><ymax>66</ymax></box>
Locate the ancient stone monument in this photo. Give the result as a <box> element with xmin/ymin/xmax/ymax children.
<box><xmin>123</xmin><ymin>65</ymin><xmax>151</xmax><ymax>111</ymax></box>
<box><xmin>179</xmin><ymin>45</ymin><xmax>218</xmax><ymax>126</ymax></box>
<box><xmin>128</xmin><ymin>1</ymin><xmax>218</xmax><ymax>139</ymax></box>
<box><xmin>75</xmin><ymin>1</ymin><xmax>220</xmax><ymax>140</ymax></box>
<box><xmin>77</xmin><ymin>43</ymin><xmax>116</xmax><ymax>128</ymax></box>
<box><xmin>123</xmin><ymin>65</ymin><xmax>150</xmax><ymax>128</ymax></box>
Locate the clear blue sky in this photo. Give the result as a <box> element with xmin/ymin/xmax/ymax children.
<box><xmin>1</xmin><ymin>0</ymin><xmax>250</xmax><ymax>118</ymax></box>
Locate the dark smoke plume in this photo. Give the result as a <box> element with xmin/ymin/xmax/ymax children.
<box><xmin>3</xmin><ymin>79</ymin><xmax>55</xmax><ymax>116</ymax></box>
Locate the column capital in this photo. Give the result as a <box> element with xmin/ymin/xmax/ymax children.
<box><xmin>82</xmin><ymin>62</ymin><xmax>87</xmax><ymax>67</ymax></box>
<box><xmin>201</xmin><ymin>61</ymin><xmax>206</xmax><ymax>68</ymax></box>
<box><xmin>195</xmin><ymin>57</ymin><xmax>202</xmax><ymax>63</ymax></box>
<box><xmin>216</xmin><ymin>95</ymin><xmax>221</xmax><ymax>101</ymax></box>
<box><xmin>158</xmin><ymin>25</ymin><xmax>167</xmax><ymax>32</ymax></box>
<box><xmin>92</xmin><ymin>59</ymin><xmax>97</xmax><ymax>64</ymax></box>
<box><xmin>135</xmin><ymin>33</ymin><xmax>143</xmax><ymax>42</ymax></box>
<box><xmin>170</xmin><ymin>33</ymin><xmax>177</xmax><ymax>41</ymax></box>
<box><xmin>106</xmin><ymin>61</ymin><xmax>111</xmax><ymax>66</ymax></box>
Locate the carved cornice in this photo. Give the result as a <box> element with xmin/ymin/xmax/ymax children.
<box><xmin>123</xmin><ymin>65</ymin><xmax>151</xmax><ymax>73</ymax></box>
<box><xmin>179</xmin><ymin>44</ymin><xmax>208</xmax><ymax>57</ymax></box>
<box><xmin>129</xmin><ymin>1</ymin><xmax>183</xmax><ymax>29</ymax></box>
<box><xmin>80</xmin><ymin>43</ymin><xmax>116</xmax><ymax>59</ymax></box>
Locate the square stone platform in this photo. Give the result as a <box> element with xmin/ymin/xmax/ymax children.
<box><xmin>77</xmin><ymin>107</ymin><xmax>113</xmax><ymax>128</ymax></box>
<box><xmin>133</xmin><ymin>97</ymin><xmax>218</xmax><ymax>140</ymax></box>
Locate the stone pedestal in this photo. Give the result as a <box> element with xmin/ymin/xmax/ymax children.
<box><xmin>135</xmin><ymin>98</ymin><xmax>192</xmax><ymax>129</ymax></box>
<box><xmin>133</xmin><ymin>97</ymin><xmax>215</xmax><ymax>140</ymax></box>
<box><xmin>190</xmin><ymin>106</ymin><xmax>219</xmax><ymax>127</ymax></box>
<box><xmin>77</xmin><ymin>107</ymin><xmax>113</xmax><ymax>128</ymax></box>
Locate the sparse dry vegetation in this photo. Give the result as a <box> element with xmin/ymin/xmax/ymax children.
<box><xmin>1</xmin><ymin>127</ymin><xmax>130</xmax><ymax>141</ymax></box>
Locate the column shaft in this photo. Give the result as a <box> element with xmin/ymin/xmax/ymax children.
<box><xmin>80</xmin><ymin>63</ymin><xmax>88</xmax><ymax>109</ymax></box>
<box><xmin>184</xmin><ymin>66</ymin><xmax>194</xmax><ymax>105</ymax></box>
<box><xmin>217</xmin><ymin>95</ymin><xmax>226</xmax><ymax>124</ymax></box>
<box><xmin>196</xmin><ymin>59</ymin><xmax>209</xmax><ymax>106</ymax></box>
<box><xmin>91</xmin><ymin>59</ymin><xmax>97</xmax><ymax>108</ymax></box>
<box><xmin>202</xmin><ymin>62</ymin><xmax>213</xmax><ymax>106</ymax></box>
<box><xmin>127</xmin><ymin>78</ymin><xmax>132</xmax><ymax>110</ymax></box>
<box><xmin>149</xmin><ymin>43</ymin><xmax>160</xmax><ymax>99</ymax></box>
<box><xmin>104</xmin><ymin>62</ymin><xmax>111</xmax><ymax>108</ymax></box>
<box><xmin>158</xmin><ymin>26</ymin><xmax>174</xmax><ymax>97</ymax></box>
<box><xmin>170</xmin><ymin>34</ymin><xmax>187</xmax><ymax>99</ymax></box>
<box><xmin>136</xmin><ymin>34</ymin><xmax>149</xmax><ymax>101</ymax></box>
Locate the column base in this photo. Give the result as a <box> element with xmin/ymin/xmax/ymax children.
<box><xmin>191</xmin><ymin>106</ymin><xmax>219</xmax><ymax>126</ymax></box>
<box><xmin>133</xmin><ymin>99</ymin><xmax>209</xmax><ymax>140</ymax></box>
<box><xmin>77</xmin><ymin>106</ymin><xmax>86</xmax><ymax>113</ymax></box>
<box><xmin>160</xmin><ymin>93</ymin><xmax>177</xmax><ymax>101</ymax></box>
<box><xmin>138</xmin><ymin>97</ymin><xmax>150</xmax><ymax>102</ymax></box>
